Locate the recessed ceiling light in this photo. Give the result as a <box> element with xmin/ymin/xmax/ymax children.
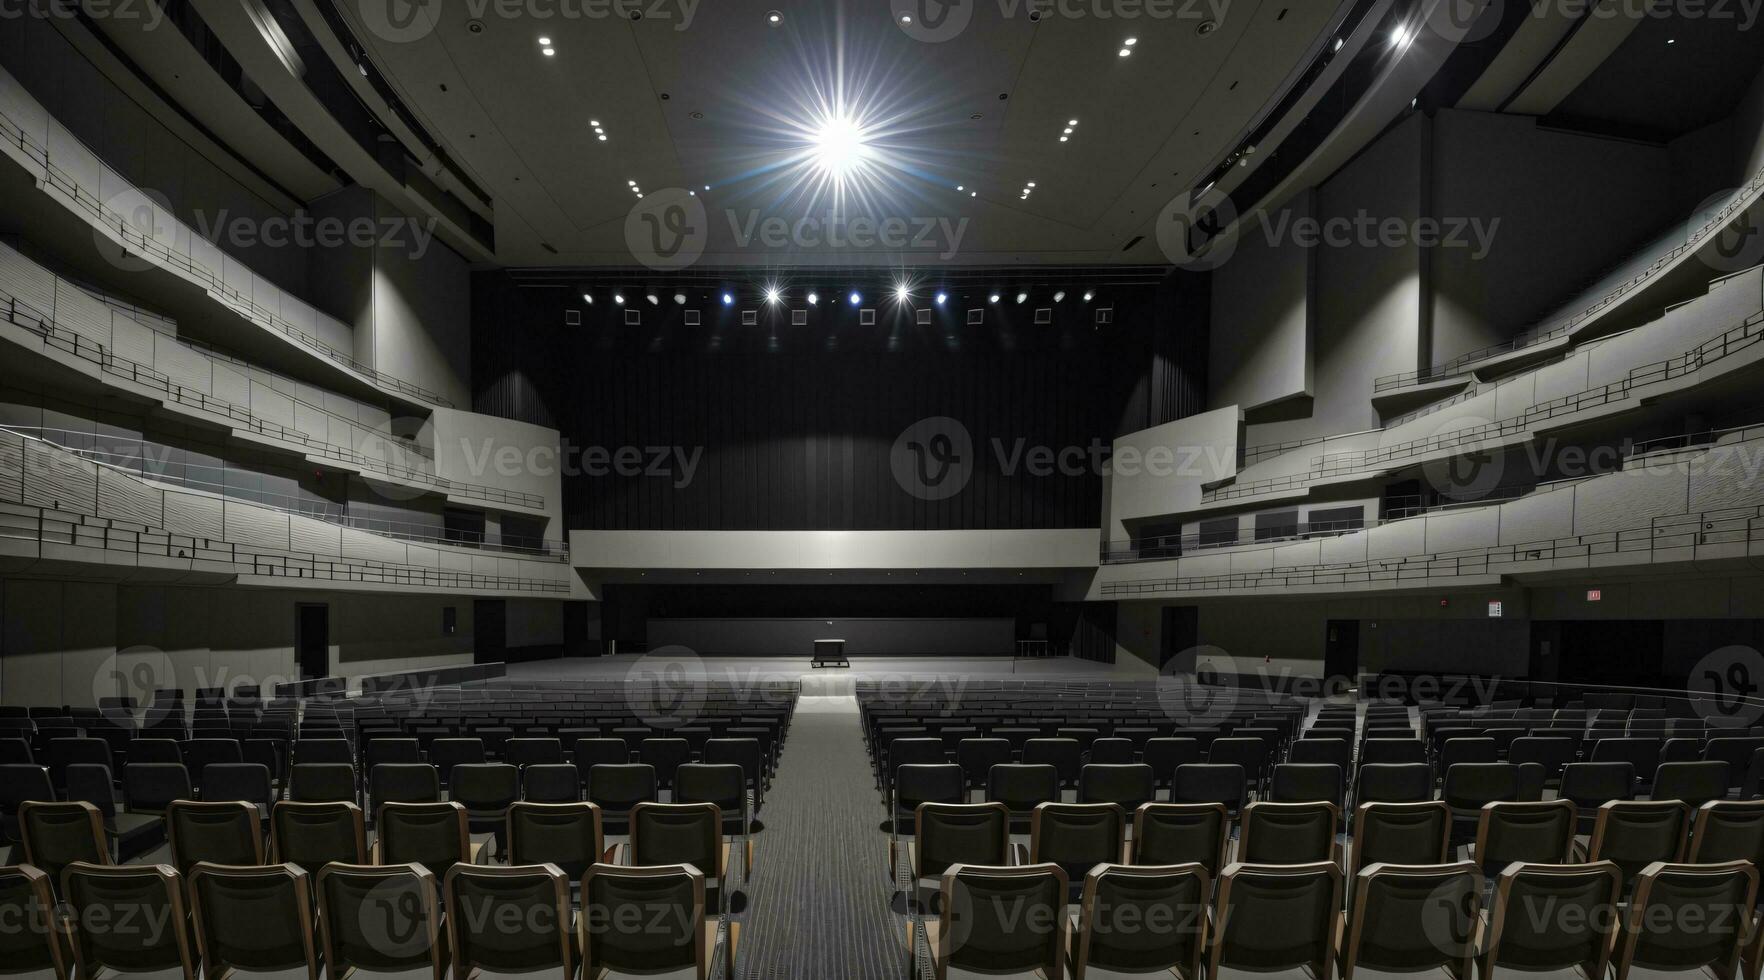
<box><xmin>807</xmin><ymin>292</ymin><xmax>819</xmax><ymax>305</ymax></box>
<box><xmin>721</xmin><ymin>293</ymin><xmax>734</xmax><ymax>305</ymax></box>
<box><xmin>543</xmin><ymin>47</ymin><xmax>556</xmax><ymax>56</ymax></box>
<box><xmin>956</xmin><ymin>185</ymin><xmax>964</xmax><ymax>191</ymax></box>
<box><xmin>894</xmin><ymin>284</ymin><xmax>910</xmax><ymax>302</ymax></box>
<box><xmin>969</xmin><ymin>191</ymin><xmax>977</xmax><ymax>197</ymax></box>
<box><xmin>1059</xmin><ymin>136</ymin><xmax>1069</xmax><ymax>142</ymax></box>
<box><xmin>1027</xmin><ymin>182</ymin><xmax>1035</xmax><ymax>187</ymax></box>
<box><xmin>1667</xmin><ymin>37</ymin><xmax>1676</xmax><ymax>44</ymax></box>
<box><xmin>1054</xmin><ymin>291</ymin><xmax>1066</xmax><ymax>302</ymax></box>
<box><xmin>613</xmin><ymin>293</ymin><xmax>625</xmax><ymax>305</ymax></box>
<box><xmin>597</xmin><ymin>134</ymin><xmax>607</xmax><ymax>141</ymax></box>
<box><xmin>703</xmin><ymin>184</ymin><xmax>710</xmax><ymax>190</ymax></box>
<box><xmin>627</xmin><ymin>179</ymin><xmax>636</xmax><ymax>185</ymax></box>
<box><xmin>1063</xmin><ymin>128</ymin><xmax>1073</xmax><ymax>135</ymax></box>
<box><xmin>848</xmin><ymin>291</ymin><xmax>862</xmax><ymax>305</ymax></box>
<box><xmin>1333</xmin><ymin>38</ymin><xmax>1344</xmax><ymax>52</ymax></box>
<box><xmin>590</xmin><ymin>119</ymin><xmax>600</xmax><ymax>126</ymax></box>
<box><xmin>688</xmin><ymin>190</ymin><xmax>695</xmax><ymax>195</ymax></box>
<box><xmin>674</xmin><ymin>293</ymin><xmax>686</xmax><ymax>304</ymax></box>
<box><xmin>766</xmin><ymin>10</ymin><xmax>781</xmax><ymax>23</ymax></box>
<box><xmin>538</xmin><ymin>36</ymin><xmax>551</xmax><ymax>45</ymax></box>
<box><xmin>810</xmin><ymin>116</ymin><xmax>871</xmax><ymax>177</ymax></box>
<box><xmin>1124</xmin><ymin>37</ymin><xmax>1137</xmax><ymax>46</ymax></box>
<box><xmin>583</xmin><ymin>293</ymin><xmax>593</xmax><ymax>304</ymax></box>
<box><xmin>1068</xmin><ymin>119</ymin><xmax>1078</xmax><ymax>126</ymax></box>
<box><xmin>935</xmin><ymin>292</ymin><xmax>947</xmax><ymax>305</ymax></box>
<box><xmin>1118</xmin><ymin>47</ymin><xmax>1131</xmax><ymax>57</ymax></box>
<box><xmin>765</xmin><ymin>287</ymin><xmax>781</xmax><ymax>304</ymax></box>
<box><xmin>1082</xmin><ymin>291</ymin><xmax>1094</xmax><ymax>302</ymax></box>
<box><xmin>988</xmin><ymin>293</ymin><xmax>1000</xmax><ymax>304</ymax></box>
<box><xmin>645</xmin><ymin>294</ymin><xmax>659</xmax><ymax>306</ymax></box>
<box><xmin>900</xmin><ymin>13</ymin><xmax>911</xmax><ymax>23</ymax></box>
<box><xmin>1016</xmin><ymin>292</ymin><xmax>1028</xmax><ymax>304</ymax></box>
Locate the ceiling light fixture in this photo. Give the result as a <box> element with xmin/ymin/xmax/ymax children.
<box><xmin>1054</xmin><ymin>291</ymin><xmax>1066</xmax><ymax>302</ymax></box>
<box><xmin>543</xmin><ymin>47</ymin><xmax>556</xmax><ymax>56</ymax></box>
<box><xmin>1124</xmin><ymin>37</ymin><xmax>1137</xmax><ymax>46</ymax></box>
<box><xmin>645</xmin><ymin>294</ymin><xmax>659</xmax><ymax>306</ymax></box>
<box><xmin>935</xmin><ymin>292</ymin><xmax>947</xmax><ymax>305</ymax></box>
<box><xmin>721</xmin><ymin>292</ymin><xmax>734</xmax><ymax>306</ymax></box>
<box><xmin>807</xmin><ymin>291</ymin><xmax>819</xmax><ymax>305</ymax></box>
<box><xmin>894</xmin><ymin>284</ymin><xmax>910</xmax><ymax>302</ymax></box>
<box><xmin>1082</xmin><ymin>291</ymin><xmax>1094</xmax><ymax>302</ymax></box>
<box><xmin>1118</xmin><ymin>47</ymin><xmax>1131</xmax><ymax>57</ymax></box>
<box><xmin>988</xmin><ymin>293</ymin><xmax>1000</xmax><ymax>304</ymax></box>
<box><xmin>765</xmin><ymin>287</ymin><xmax>782</xmax><ymax>304</ymax></box>
<box><xmin>810</xmin><ymin>115</ymin><xmax>871</xmax><ymax>178</ymax></box>
<box><xmin>766</xmin><ymin>10</ymin><xmax>781</xmax><ymax>23</ymax></box>
<box><xmin>613</xmin><ymin>293</ymin><xmax>625</xmax><ymax>305</ymax></box>
<box><xmin>849</xmin><ymin>291</ymin><xmax>862</xmax><ymax>305</ymax></box>
<box><xmin>1016</xmin><ymin>292</ymin><xmax>1028</xmax><ymax>304</ymax></box>
<box><xmin>674</xmin><ymin>294</ymin><xmax>686</xmax><ymax>305</ymax></box>
<box><xmin>583</xmin><ymin>293</ymin><xmax>593</xmax><ymax>304</ymax></box>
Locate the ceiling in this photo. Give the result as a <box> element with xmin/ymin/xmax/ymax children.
<box><xmin>1544</xmin><ymin>8</ymin><xmax>1764</xmax><ymax>142</ymax></box>
<box><xmin>329</xmin><ymin>0</ymin><xmax>1354</xmax><ymax>266</ymax></box>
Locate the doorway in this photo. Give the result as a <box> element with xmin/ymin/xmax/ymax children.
<box><xmin>1324</xmin><ymin>620</ymin><xmax>1360</xmax><ymax>686</ymax></box>
<box><xmin>474</xmin><ymin>599</ymin><xmax>507</xmax><ymax>665</ymax></box>
<box><xmin>295</xmin><ymin>604</ymin><xmax>329</xmax><ymax>680</ymax></box>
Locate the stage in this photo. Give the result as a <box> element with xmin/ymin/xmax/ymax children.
<box><xmin>502</xmin><ymin>653</ymin><xmax>1133</xmax><ymax>695</ymax></box>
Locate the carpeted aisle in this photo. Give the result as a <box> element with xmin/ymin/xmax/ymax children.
<box><xmin>735</xmin><ymin>697</ymin><xmax>906</xmax><ymax>979</ymax></box>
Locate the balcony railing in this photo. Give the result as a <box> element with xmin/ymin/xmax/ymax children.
<box><xmin>0</xmin><ymin>101</ymin><xmax>453</xmax><ymax>407</ymax></box>
<box><xmin>1205</xmin><ymin>307</ymin><xmax>1764</xmax><ymax>503</ymax></box>
<box><xmin>1372</xmin><ymin>169</ymin><xmax>1764</xmax><ymax>393</ymax></box>
<box><xmin>1103</xmin><ymin>504</ymin><xmax>1764</xmax><ymax>596</ymax></box>
<box><xmin>0</xmin><ymin>291</ymin><xmax>547</xmax><ymax>511</ymax></box>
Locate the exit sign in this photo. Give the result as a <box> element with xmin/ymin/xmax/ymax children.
<box><xmin>1587</xmin><ymin>589</ymin><xmax>1603</xmax><ymax>602</ymax></box>
<box><xmin>1488</xmin><ymin>600</ymin><xmax>1504</xmax><ymax>618</ymax></box>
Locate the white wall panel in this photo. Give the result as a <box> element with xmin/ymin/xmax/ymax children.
<box><xmin>1573</xmin><ymin>465</ymin><xmax>1690</xmax><ymax>535</ymax></box>
<box><xmin>163</xmin><ymin>493</ymin><xmax>222</xmax><ymax>540</ymax></box>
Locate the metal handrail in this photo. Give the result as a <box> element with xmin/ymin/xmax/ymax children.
<box><xmin>0</xmin><ymin>425</ymin><xmax>568</xmax><ymax>559</ymax></box>
<box><xmin>0</xmin><ymin>505</ymin><xmax>567</xmax><ymax>594</ymax></box>
<box><xmin>1103</xmin><ymin>503</ymin><xmax>1764</xmax><ymax>596</ymax></box>
<box><xmin>0</xmin><ymin>290</ymin><xmax>548</xmax><ymax>510</ymax></box>
<box><xmin>1205</xmin><ymin>306</ymin><xmax>1764</xmax><ymax>503</ymax></box>
<box><xmin>1372</xmin><ymin>172</ymin><xmax>1764</xmax><ymax>392</ymax></box>
<box><xmin>0</xmin><ymin>102</ymin><xmax>453</xmax><ymax>407</ymax></box>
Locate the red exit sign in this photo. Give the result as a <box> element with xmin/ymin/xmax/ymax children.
<box><xmin>1587</xmin><ymin>589</ymin><xmax>1603</xmax><ymax>602</ymax></box>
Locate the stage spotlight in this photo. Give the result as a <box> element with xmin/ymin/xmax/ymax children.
<box><xmin>765</xmin><ymin>287</ymin><xmax>782</xmax><ymax>304</ymax></box>
<box><xmin>721</xmin><ymin>293</ymin><xmax>734</xmax><ymax>305</ymax></box>
<box><xmin>807</xmin><ymin>291</ymin><xmax>820</xmax><ymax>305</ymax></box>
<box><xmin>613</xmin><ymin>293</ymin><xmax>625</xmax><ymax>305</ymax></box>
<box><xmin>935</xmin><ymin>292</ymin><xmax>947</xmax><ymax>305</ymax></box>
<box><xmin>894</xmin><ymin>284</ymin><xmax>910</xmax><ymax>302</ymax></box>
<box><xmin>645</xmin><ymin>293</ymin><xmax>659</xmax><ymax>306</ymax></box>
<box><xmin>582</xmin><ymin>293</ymin><xmax>593</xmax><ymax>304</ymax></box>
<box><xmin>849</xmin><ymin>291</ymin><xmax>862</xmax><ymax>305</ymax></box>
<box><xmin>674</xmin><ymin>293</ymin><xmax>686</xmax><ymax>305</ymax></box>
<box><xmin>1016</xmin><ymin>292</ymin><xmax>1028</xmax><ymax>304</ymax></box>
<box><xmin>1053</xmin><ymin>291</ymin><xmax>1066</xmax><ymax>302</ymax></box>
<box><xmin>1083</xmin><ymin>291</ymin><xmax>1094</xmax><ymax>302</ymax></box>
<box><xmin>988</xmin><ymin>293</ymin><xmax>1000</xmax><ymax>304</ymax></box>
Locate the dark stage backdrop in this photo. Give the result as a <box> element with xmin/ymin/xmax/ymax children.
<box><xmin>473</xmin><ymin>270</ymin><xmax>1206</xmax><ymax>530</ymax></box>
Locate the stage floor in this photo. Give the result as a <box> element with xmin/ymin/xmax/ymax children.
<box><xmin>502</xmin><ymin>654</ymin><xmax>1131</xmax><ymax>694</ymax></box>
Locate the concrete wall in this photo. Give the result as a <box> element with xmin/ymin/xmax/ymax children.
<box><xmin>0</xmin><ymin>580</ymin><xmax>476</xmax><ymax>706</ymax></box>
<box><xmin>1209</xmin><ymin>191</ymin><xmax>1313</xmax><ymax>415</ymax></box>
<box><xmin>308</xmin><ymin>187</ymin><xmax>473</xmax><ymax>408</ymax></box>
<box><xmin>1429</xmin><ymin>110</ymin><xmax>1675</xmax><ymax>363</ymax></box>
<box><xmin>649</xmin><ymin>618</ymin><xmax>1014</xmax><ymax>657</ymax></box>
<box><xmin>1107</xmin><ymin>407</ymin><xmax>1242</xmax><ymax>536</ymax></box>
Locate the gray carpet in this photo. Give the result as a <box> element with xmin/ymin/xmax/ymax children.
<box><xmin>735</xmin><ymin>700</ymin><xmax>907</xmax><ymax>979</ymax></box>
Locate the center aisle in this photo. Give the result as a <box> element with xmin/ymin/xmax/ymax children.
<box><xmin>735</xmin><ymin>696</ymin><xmax>904</xmax><ymax>978</ymax></box>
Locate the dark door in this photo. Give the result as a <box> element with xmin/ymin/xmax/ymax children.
<box><xmin>1160</xmin><ymin>606</ymin><xmax>1199</xmax><ymax>670</ymax></box>
<box><xmin>296</xmin><ymin>604</ymin><xmax>329</xmax><ymax>680</ymax></box>
<box><xmin>1325</xmin><ymin>620</ymin><xmax>1360</xmax><ymax>685</ymax></box>
<box><xmin>474</xmin><ymin>599</ymin><xmax>507</xmax><ymax>665</ymax></box>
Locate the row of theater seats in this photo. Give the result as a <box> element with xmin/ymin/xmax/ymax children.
<box><xmin>3</xmin><ymin>797</ymin><xmax>738</xmax><ymax>978</ymax></box>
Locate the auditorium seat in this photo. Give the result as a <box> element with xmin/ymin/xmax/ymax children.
<box><xmin>899</xmin><ymin>802</ymin><xmax>1013</xmax><ymax>901</ymax></box>
<box><xmin>123</xmin><ymin>763</ymin><xmax>191</xmax><ymax>816</ymax></box>
<box><xmin>1654</xmin><ymin>761</ymin><xmax>1731</xmax><ymax>810</ymax></box>
<box><xmin>1472</xmin><ymin>800</ymin><xmax>1576</xmax><ymax>878</ymax></box>
<box><xmin>1349</xmin><ymin>801</ymin><xmax>1451</xmax><ymax>877</ymax></box>
<box><xmin>582</xmin><ymin>863</ymin><xmax>731</xmax><ymax>980</ymax></box>
<box><xmin>452</xmin><ymin>763</ymin><xmax>520</xmax><ymax>850</ymax></box>
<box><xmin>1132</xmin><ymin>803</ymin><xmax>1229</xmax><ymax>876</ymax></box>
<box><xmin>1560</xmin><ymin>762</ymin><xmax>1636</xmax><ymax>833</ymax></box>
<box><xmin>188</xmin><ymin>863</ymin><xmax>317</xmax><ymax>979</ymax></box>
<box><xmin>270</xmin><ymin>800</ymin><xmax>367</xmax><ymax>874</ymax></box>
<box><xmin>316</xmin><ymin>863</ymin><xmax>446</xmax><ymax>980</ymax></box>
<box><xmin>1481</xmin><ymin>863</ymin><xmax>1615</xmax><ymax>980</ymax></box>
<box><xmin>1239</xmin><ymin>801</ymin><xmax>1338</xmax><ymax>865</ymax></box>
<box><xmin>987</xmin><ymin>763</ymin><xmax>1059</xmax><ymax>833</ymax></box>
<box><xmin>1614</xmin><ymin>862</ymin><xmax>1756</xmax><ymax>979</ymax></box>
<box><xmin>445</xmin><ymin>863</ymin><xmax>573</xmax><ymax>978</ymax></box>
<box><xmin>166</xmin><ymin>801</ymin><xmax>264</xmax><ymax>878</ymax></box>
<box><xmin>19</xmin><ymin>801</ymin><xmax>108</xmax><ymax>881</ymax></box>
<box><xmin>508</xmin><ymin>801</ymin><xmax>602</xmax><ymax>880</ymax></box>
<box><xmin>289</xmin><ymin>762</ymin><xmax>356</xmax><ymax>804</ymax></box>
<box><xmin>1077</xmin><ymin>763</ymin><xmax>1155</xmax><ymax>811</ymax></box>
<box><xmin>1029</xmin><ymin>802</ymin><xmax>1125</xmax><ymax>895</ymax></box>
<box><xmin>1210</xmin><ymin>863</ymin><xmax>1342</xmax><ymax>979</ymax></box>
<box><xmin>1068</xmin><ymin>863</ymin><xmax>1209</xmax><ymax>980</ymax></box>
<box><xmin>0</xmin><ymin>865</ymin><xmax>68</xmax><ymax>977</ymax></box>
<box><xmin>588</xmin><ymin>763</ymin><xmax>658</xmax><ymax>836</ymax></box>
<box><xmin>522</xmin><ymin>762</ymin><xmax>582</xmax><ymax>803</ymax></box>
<box><xmin>1688</xmin><ymin>799</ymin><xmax>1764</xmax><ymax>863</ymax></box>
<box><xmin>375</xmin><ymin>801</ymin><xmax>478</xmax><ymax>878</ymax></box>
<box><xmin>628</xmin><ymin>802</ymin><xmax>729</xmax><ymax>906</ymax></box>
<box><xmin>61</xmin><ymin>863</ymin><xmax>194</xmax><ymax>976</ymax></box>
<box><xmin>1583</xmin><ymin>800</ymin><xmax>1689</xmax><ymax>889</ymax></box>
<box><xmin>676</xmin><ymin>763</ymin><xmax>753</xmax><ymax>877</ymax></box>
<box><xmin>1342</xmin><ymin>862</ymin><xmax>1481</xmax><ymax>980</ymax></box>
<box><xmin>1172</xmin><ymin>763</ymin><xmax>1248</xmax><ymax>819</ymax></box>
<box><xmin>918</xmin><ymin>864</ymin><xmax>1066</xmax><ymax>980</ymax></box>
<box><xmin>64</xmin><ymin>764</ymin><xmax>158</xmax><ymax>863</ymax></box>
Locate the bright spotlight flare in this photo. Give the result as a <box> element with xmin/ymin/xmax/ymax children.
<box><xmin>811</xmin><ymin>116</ymin><xmax>873</xmax><ymax>178</ymax></box>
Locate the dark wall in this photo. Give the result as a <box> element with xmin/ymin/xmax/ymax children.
<box><xmin>473</xmin><ymin>271</ymin><xmax>1206</xmax><ymax>531</ymax></box>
